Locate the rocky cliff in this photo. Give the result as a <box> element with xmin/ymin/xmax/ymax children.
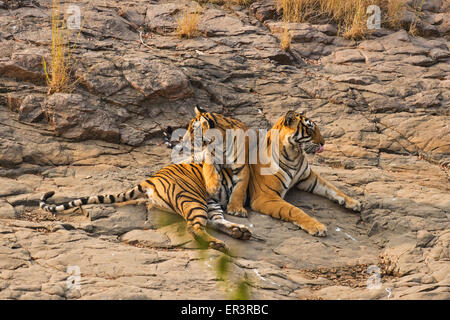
<box><xmin>0</xmin><ymin>0</ymin><xmax>449</xmax><ymax>299</ymax></box>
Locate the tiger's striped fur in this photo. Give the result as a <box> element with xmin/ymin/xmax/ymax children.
<box><xmin>249</xmin><ymin>110</ymin><xmax>361</xmax><ymax>236</ymax></box>
<box><xmin>40</xmin><ymin>163</ymin><xmax>251</xmax><ymax>252</ymax></box>
<box><xmin>175</xmin><ymin>106</ymin><xmax>250</xmax><ymax>217</ymax></box>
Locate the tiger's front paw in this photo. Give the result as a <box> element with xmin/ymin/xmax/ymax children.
<box><xmin>345</xmin><ymin>197</ymin><xmax>361</xmax><ymax>213</ymax></box>
<box><xmin>300</xmin><ymin>219</ymin><xmax>327</xmax><ymax>237</ymax></box>
<box><xmin>226</xmin><ymin>204</ymin><xmax>248</xmax><ymax>218</ymax></box>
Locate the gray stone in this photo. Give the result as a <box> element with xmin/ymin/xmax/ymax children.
<box><xmin>120</xmin><ymin>125</ymin><xmax>147</xmax><ymax>147</ymax></box>
<box><xmin>416</xmin><ymin>230</ymin><xmax>436</xmax><ymax>248</ymax></box>
<box><xmin>43</xmin><ymin>93</ymin><xmax>120</xmax><ymax>143</ymax></box>
<box><xmin>0</xmin><ymin>139</ymin><xmax>23</xmax><ymax>167</ymax></box>
<box><xmin>145</xmin><ymin>3</ymin><xmax>179</xmax><ymax>33</ymax></box>
<box><xmin>121</xmin><ymin>55</ymin><xmax>193</xmax><ymax>100</ymax></box>
<box><xmin>120</xmin><ymin>229</ymin><xmax>171</xmax><ymax>248</ymax></box>
<box><xmin>334</xmin><ymin>49</ymin><xmax>365</xmax><ymax>64</ymax></box>
<box><xmin>249</xmin><ymin>0</ymin><xmax>279</xmax><ymax>23</ymax></box>
<box><xmin>18</xmin><ymin>94</ymin><xmax>45</xmax><ymax>123</ymax></box>
<box><xmin>0</xmin><ymin>201</ymin><xmax>15</xmax><ymax>218</ymax></box>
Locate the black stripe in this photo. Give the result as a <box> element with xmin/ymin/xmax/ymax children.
<box><xmin>288</xmin><ymin>206</ymin><xmax>294</xmax><ymax>218</ymax></box>
<box><xmin>296</xmin><ymin>170</ymin><xmax>312</xmax><ymax>183</ymax></box>
<box><xmin>274</xmin><ymin>172</ymin><xmax>289</xmax><ymax>190</ymax></box>
<box><xmin>109</xmin><ymin>195</ymin><xmax>115</xmax><ymax>203</ymax></box>
<box><xmin>281</xmin><ymin>147</ymin><xmax>292</xmax><ymax>162</ymax></box>
<box><xmin>186</xmin><ymin>205</ymin><xmax>207</xmax><ymax>220</ymax></box>
<box><xmin>231</xmin><ymin>165</ymin><xmax>245</xmax><ymax>175</ymax></box>
<box><xmin>279</xmin><ymin>160</ymin><xmax>294</xmax><ymax>178</ymax></box>
<box><xmin>152</xmin><ymin>187</ymin><xmax>176</xmax><ymax>213</ymax></box>
<box><xmin>152</xmin><ymin>175</ymin><xmax>170</xmax><ymax>193</ymax></box>
<box><xmin>138</xmin><ymin>184</ymin><xmax>143</xmax><ymax>193</ymax></box>
<box><xmin>190</xmin><ymin>165</ymin><xmax>203</xmax><ymax>178</ymax></box>
<box><xmin>97</xmin><ymin>195</ymin><xmax>104</xmax><ymax>203</ymax></box>
<box><xmin>170</xmin><ymin>183</ymin><xmax>177</xmax><ymax>203</ymax></box>
<box><xmin>265</xmin><ymin>184</ymin><xmax>282</xmax><ymax>198</ymax></box>
<box><xmin>293</xmin><ymin>125</ymin><xmax>300</xmax><ymax>139</ymax></box>
<box><xmin>129</xmin><ymin>189</ymin><xmax>134</xmax><ymax>199</ymax></box>
<box><xmin>309</xmin><ymin>176</ymin><xmax>318</xmax><ymax>192</ymax></box>
<box><xmin>187</xmin><ymin>214</ymin><xmax>207</xmax><ymax>222</ymax></box>
<box><xmin>191</xmin><ymin>221</ymin><xmax>205</xmax><ymax>227</ymax></box>
<box><xmin>209</xmin><ymin>113</ymin><xmax>218</xmax><ymax>124</ymax></box>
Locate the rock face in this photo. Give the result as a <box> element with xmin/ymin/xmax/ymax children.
<box><xmin>0</xmin><ymin>0</ymin><xmax>449</xmax><ymax>300</ymax></box>
<box><xmin>44</xmin><ymin>93</ymin><xmax>120</xmax><ymax>142</ymax></box>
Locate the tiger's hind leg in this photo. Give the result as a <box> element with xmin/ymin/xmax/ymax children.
<box><xmin>180</xmin><ymin>202</ymin><xmax>228</xmax><ymax>253</ymax></box>
<box><xmin>207</xmin><ymin>200</ymin><xmax>252</xmax><ymax>240</ymax></box>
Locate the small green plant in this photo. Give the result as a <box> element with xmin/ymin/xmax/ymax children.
<box><xmin>215</xmin><ymin>254</ymin><xmax>251</xmax><ymax>300</ymax></box>
<box><xmin>153</xmin><ymin>209</ymin><xmax>252</xmax><ymax>300</ymax></box>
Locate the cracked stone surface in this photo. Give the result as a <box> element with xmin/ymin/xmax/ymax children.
<box><xmin>0</xmin><ymin>0</ymin><xmax>449</xmax><ymax>299</ymax></box>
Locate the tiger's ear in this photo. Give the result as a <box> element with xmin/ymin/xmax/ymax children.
<box><xmin>199</xmin><ymin>115</ymin><xmax>215</xmax><ymax>129</ymax></box>
<box><xmin>284</xmin><ymin>110</ymin><xmax>297</xmax><ymax>126</ymax></box>
<box><xmin>194</xmin><ymin>105</ymin><xmax>206</xmax><ymax>115</ymax></box>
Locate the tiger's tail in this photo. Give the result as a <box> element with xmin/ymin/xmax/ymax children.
<box><xmin>39</xmin><ymin>183</ymin><xmax>147</xmax><ymax>213</ymax></box>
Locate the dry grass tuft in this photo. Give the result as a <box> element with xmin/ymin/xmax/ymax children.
<box><xmin>386</xmin><ymin>0</ymin><xmax>406</xmax><ymax>29</ymax></box>
<box><xmin>277</xmin><ymin>0</ymin><xmax>317</xmax><ymax>23</ymax></box>
<box><xmin>43</xmin><ymin>0</ymin><xmax>72</xmax><ymax>94</ymax></box>
<box><xmin>341</xmin><ymin>0</ymin><xmax>369</xmax><ymax>39</ymax></box>
<box><xmin>280</xmin><ymin>23</ymin><xmax>293</xmax><ymax>51</ymax></box>
<box><xmin>43</xmin><ymin>0</ymin><xmax>90</xmax><ymax>94</ymax></box>
<box><xmin>176</xmin><ymin>5</ymin><xmax>201</xmax><ymax>39</ymax></box>
<box><xmin>276</xmin><ymin>0</ymin><xmax>407</xmax><ymax>39</ymax></box>
<box><xmin>43</xmin><ymin>0</ymin><xmax>88</xmax><ymax>94</ymax></box>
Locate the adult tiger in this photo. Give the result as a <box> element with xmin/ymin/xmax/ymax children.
<box><xmin>248</xmin><ymin>110</ymin><xmax>361</xmax><ymax>236</ymax></box>
<box><xmin>173</xmin><ymin>106</ymin><xmax>250</xmax><ymax>218</ymax></box>
<box><xmin>40</xmin><ymin>163</ymin><xmax>251</xmax><ymax>252</ymax></box>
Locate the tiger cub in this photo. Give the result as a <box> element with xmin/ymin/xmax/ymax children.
<box><xmin>249</xmin><ymin>110</ymin><xmax>361</xmax><ymax>236</ymax></box>
<box><xmin>40</xmin><ymin>163</ymin><xmax>251</xmax><ymax>252</ymax></box>
<box><xmin>172</xmin><ymin>106</ymin><xmax>250</xmax><ymax>217</ymax></box>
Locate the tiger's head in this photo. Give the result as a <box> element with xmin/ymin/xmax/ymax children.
<box><xmin>273</xmin><ymin>110</ymin><xmax>325</xmax><ymax>154</ymax></box>
<box><xmin>185</xmin><ymin>105</ymin><xmax>219</xmax><ymax>145</ymax></box>
<box><xmin>175</xmin><ymin>106</ymin><xmax>245</xmax><ymax>157</ymax></box>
